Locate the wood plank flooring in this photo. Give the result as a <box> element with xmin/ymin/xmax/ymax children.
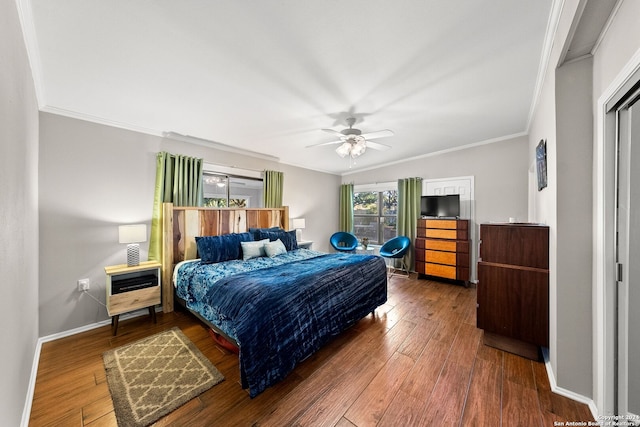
<box><xmin>29</xmin><ymin>275</ymin><xmax>594</xmax><ymax>426</ymax></box>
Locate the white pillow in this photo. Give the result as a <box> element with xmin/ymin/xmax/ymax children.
<box><xmin>240</xmin><ymin>239</ymin><xmax>269</xmax><ymax>261</ymax></box>
<box><xmin>264</xmin><ymin>239</ymin><xmax>287</xmax><ymax>257</ymax></box>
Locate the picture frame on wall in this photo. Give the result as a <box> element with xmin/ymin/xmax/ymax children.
<box><xmin>536</xmin><ymin>139</ymin><xmax>547</xmax><ymax>191</ymax></box>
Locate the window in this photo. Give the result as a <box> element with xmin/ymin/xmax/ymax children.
<box><xmin>353</xmin><ymin>190</ymin><xmax>397</xmax><ymax>244</ymax></box>
<box><xmin>203</xmin><ymin>172</ymin><xmax>263</xmax><ymax>208</ymax></box>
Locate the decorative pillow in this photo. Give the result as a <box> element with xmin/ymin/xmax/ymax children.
<box><xmin>264</xmin><ymin>239</ymin><xmax>287</xmax><ymax>257</ymax></box>
<box><xmin>240</xmin><ymin>239</ymin><xmax>269</xmax><ymax>261</ymax></box>
<box><xmin>195</xmin><ymin>232</ymin><xmax>253</xmax><ymax>264</ymax></box>
<box><xmin>249</xmin><ymin>226</ymin><xmax>283</xmax><ymax>240</ymax></box>
<box><xmin>256</xmin><ymin>229</ymin><xmax>298</xmax><ymax>251</ymax></box>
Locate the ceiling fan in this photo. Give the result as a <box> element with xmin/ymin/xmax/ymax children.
<box><xmin>307</xmin><ymin>117</ymin><xmax>394</xmax><ymax>158</ymax></box>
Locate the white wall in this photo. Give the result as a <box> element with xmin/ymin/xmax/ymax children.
<box><xmin>38</xmin><ymin>113</ymin><xmax>340</xmax><ymax>336</ymax></box>
<box><xmin>0</xmin><ymin>1</ymin><xmax>40</xmax><ymax>425</ymax></box>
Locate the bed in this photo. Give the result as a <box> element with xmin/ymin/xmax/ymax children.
<box><xmin>161</xmin><ymin>203</ymin><xmax>388</xmax><ymax>397</ymax></box>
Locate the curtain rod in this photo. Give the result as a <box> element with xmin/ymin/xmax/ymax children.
<box><xmin>162</xmin><ymin>131</ymin><xmax>280</xmax><ymax>162</ymax></box>
<box><xmin>202</xmin><ymin>163</ymin><xmax>264</xmax><ymax>179</ymax></box>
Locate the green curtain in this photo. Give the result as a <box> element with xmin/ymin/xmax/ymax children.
<box><xmin>339</xmin><ymin>183</ymin><xmax>354</xmax><ymax>233</ymax></box>
<box><xmin>263</xmin><ymin>170</ymin><xmax>284</xmax><ymax>208</ymax></box>
<box><xmin>397</xmin><ymin>177</ymin><xmax>423</xmax><ymax>270</ymax></box>
<box><xmin>149</xmin><ymin>152</ymin><xmax>204</xmax><ymax>261</ymax></box>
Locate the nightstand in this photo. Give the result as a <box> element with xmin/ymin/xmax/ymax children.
<box><xmin>105</xmin><ymin>260</ymin><xmax>161</xmax><ymax>335</ymax></box>
<box><xmin>297</xmin><ymin>240</ymin><xmax>313</xmax><ymax>249</ymax></box>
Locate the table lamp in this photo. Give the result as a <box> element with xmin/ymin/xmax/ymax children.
<box><xmin>291</xmin><ymin>218</ymin><xmax>306</xmax><ymax>242</ymax></box>
<box><xmin>118</xmin><ymin>224</ymin><xmax>147</xmax><ymax>266</ymax></box>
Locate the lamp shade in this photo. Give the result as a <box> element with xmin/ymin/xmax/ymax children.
<box><xmin>351</xmin><ymin>140</ymin><xmax>366</xmax><ymax>157</ymax></box>
<box><xmin>118</xmin><ymin>224</ymin><xmax>147</xmax><ymax>244</ymax></box>
<box><xmin>291</xmin><ymin>218</ymin><xmax>306</xmax><ymax>230</ymax></box>
<box><xmin>335</xmin><ymin>142</ymin><xmax>351</xmax><ymax>158</ymax></box>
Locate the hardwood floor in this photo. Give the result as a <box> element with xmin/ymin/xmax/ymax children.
<box><xmin>29</xmin><ymin>275</ymin><xmax>594</xmax><ymax>426</ymax></box>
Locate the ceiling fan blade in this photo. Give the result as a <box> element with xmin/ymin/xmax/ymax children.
<box><xmin>321</xmin><ymin>128</ymin><xmax>344</xmax><ymax>135</ymax></box>
<box><xmin>366</xmin><ymin>140</ymin><xmax>392</xmax><ymax>151</ymax></box>
<box><xmin>360</xmin><ymin>129</ymin><xmax>394</xmax><ymax>140</ymax></box>
<box><xmin>306</xmin><ymin>140</ymin><xmax>344</xmax><ymax>148</ymax></box>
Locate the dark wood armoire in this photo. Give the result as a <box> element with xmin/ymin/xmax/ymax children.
<box><xmin>477</xmin><ymin>223</ymin><xmax>549</xmax><ymax>360</ymax></box>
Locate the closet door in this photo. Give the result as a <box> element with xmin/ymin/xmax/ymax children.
<box><xmin>616</xmin><ymin>93</ymin><xmax>640</xmax><ymax>419</ymax></box>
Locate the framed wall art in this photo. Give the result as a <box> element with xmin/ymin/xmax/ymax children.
<box><xmin>536</xmin><ymin>139</ymin><xmax>547</xmax><ymax>191</ymax></box>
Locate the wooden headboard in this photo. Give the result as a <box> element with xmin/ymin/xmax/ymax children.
<box><xmin>161</xmin><ymin>202</ymin><xmax>289</xmax><ymax>312</ymax></box>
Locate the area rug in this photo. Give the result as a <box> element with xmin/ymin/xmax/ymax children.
<box><xmin>103</xmin><ymin>327</ymin><xmax>224</xmax><ymax>427</ymax></box>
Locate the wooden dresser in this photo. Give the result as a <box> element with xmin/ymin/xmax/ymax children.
<box><xmin>477</xmin><ymin>223</ymin><xmax>549</xmax><ymax>360</ymax></box>
<box><xmin>415</xmin><ymin>218</ymin><xmax>470</xmax><ymax>285</ymax></box>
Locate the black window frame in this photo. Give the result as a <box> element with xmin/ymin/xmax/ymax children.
<box><xmin>202</xmin><ymin>172</ymin><xmax>263</xmax><ymax>208</ymax></box>
<box><xmin>353</xmin><ymin>189</ymin><xmax>398</xmax><ymax>245</ymax></box>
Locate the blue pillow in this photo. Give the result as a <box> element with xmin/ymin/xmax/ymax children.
<box><xmin>196</xmin><ymin>232</ymin><xmax>253</xmax><ymax>264</ymax></box>
<box><xmin>256</xmin><ymin>229</ymin><xmax>298</xmax><ymax>251</ymax></box>
<box><xmin>249</xmin><ymin>226</ymin><xmax>283</xmax><ymax>240</ymax></box>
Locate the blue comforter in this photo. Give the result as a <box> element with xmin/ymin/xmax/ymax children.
<box><xmin>176</xmin><ymin>249</ymin><xmax>387</xmax><ymax>397</ymax></box>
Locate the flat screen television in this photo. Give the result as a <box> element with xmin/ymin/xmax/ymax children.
<box><xmin>421</xmin><ymin>194</ymin><xmax>460</xmax><ymax>218</ymax></box>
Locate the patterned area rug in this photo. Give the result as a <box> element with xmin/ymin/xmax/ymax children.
<box><xmin>103</xmin><ymin>327</ymin><xmax>224</xmax><ymax>427</ymax></box>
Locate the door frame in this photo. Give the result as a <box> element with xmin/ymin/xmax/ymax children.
<box><xmin>615</xmin><ymin>92</ymin><xmax>640</xmax><ymax>419</ymax></box>
<box><xmin>595</xmin><ymin>48</ymin><xmax>640</xmax><ymax>417</ymax></box>
<box><xmin>423</xmin><ymin>175</ymin><xmax>476</xmax><ymax>281</ymax></box>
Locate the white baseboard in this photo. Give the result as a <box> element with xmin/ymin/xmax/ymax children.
<box><xmin>542</xmin><ymin>348</ymin><xmax>599</xmax><ymax>421</ymax></box>
<box><xmin>21</xmin><ymin>309</ymin><xmax>160</xmax><ymax>426</ymax></box>
<box><xmin>21</xmin><ymin>338</ymin><xmax>41</xmax><ymax>427</ymax></box>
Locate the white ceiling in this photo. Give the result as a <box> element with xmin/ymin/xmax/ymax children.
<box><xmin>27</xmin><ymin>0</ymin><xmax>554</xmax><ymax>175</ymax></box>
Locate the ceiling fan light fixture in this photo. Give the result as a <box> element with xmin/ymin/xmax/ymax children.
<box><xmin>336</xmin><ymin>142</ymin><xmax>352</xmax><ymax>158</ymax></box>
<box><xmin>351</xmin><ymin>140</ymin><xmax>366</xmax><ymax>157</ymax></box>
<box><xmin>311</xmin><ymin>117</ymin><xmax>393</xmax><ymax>162</ymax></box>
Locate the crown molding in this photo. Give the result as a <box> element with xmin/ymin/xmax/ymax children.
<box><xmin>41</xmin><ymin>106</ymin><xmax>285</xmax><ymax>163</ymax></box>
<box><xmin>341</xmin><ymin>131</ymin><xmax>528</xmax><ymax>177</ymax></box>
<box><xmin>526</xmin><ymin>0</ymin><xmax>566</xmax><ymax>133</ymax></box>
<box><xmin>162</xmin><ymin>132</ymin><xmax>280</xmax><ymax>162</ymax></box>
<box><xmin>41</xmin><ymin>105</ymin><xmax>164</xmax><ymax>136</ymax></box>
<box><xmin>16</xmin><ymin>0</ymin><xmax>46</xmax><ymax>108</ymax></box>
<box><xmin>590</xmin><ymin>0</ymin><xmax>624</xmax><ymax>57</ymax></box>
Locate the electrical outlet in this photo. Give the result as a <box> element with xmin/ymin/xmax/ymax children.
<box><xmin>77</xmin><ymin>278</ymin><xmax>90</xmax><ymax>292</ymax></box>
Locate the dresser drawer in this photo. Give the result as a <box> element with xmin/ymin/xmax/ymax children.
<box><xmin>416</xmin><ymin>238</ymin><xmax>470</xmax><ymax>253</ymax></box>
<box><xmin>425</xmin><ymin>239</ymin><xmax>457</xmax><ymax>252</ymax></box>
<box><xmin>422</xmin><ymin>228</ymin><xmax>469</xmax><ymax>240</ymax></box>
<box><xmin>426</xmin><ymin>250</ymin><xmax>456</xmax><ymax>265</ymax></box>
<box><xmin>425</xmin><ymin>263</ymin><xmax>457</xmax><ymax>279</ymax></box>
<box><xmin>425</xmin><ymin>219</ymin><xmax>458</xmax><ymax>229</ymax></box>
<box><xmin>425</xmin><ymin>229</ymin><xmax>457</xmax><ymax>239</ymax></box>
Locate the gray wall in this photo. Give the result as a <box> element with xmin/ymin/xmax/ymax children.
<box><xmin>555</xmin><ymin>56</ymin><xmax>594</xmax><ymax>397</ymax></box>
<box><xmin>0</xmin><ymin>1</ymin><xmax>40</xmax><ymax>425</ymax></box>
<box><xmin>38</xmin><ymin>113</ymin><xmax>340</xmax><ymax>336</ymax></box>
